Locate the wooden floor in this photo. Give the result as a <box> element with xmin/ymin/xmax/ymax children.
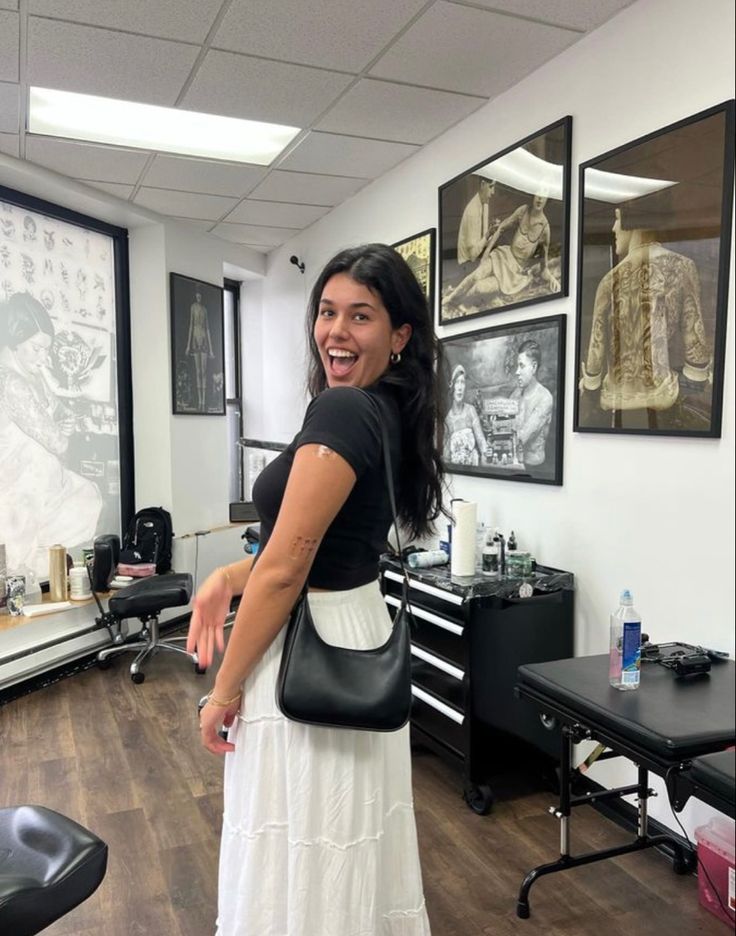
<box><xmin>0</xmin><ymin>645</ymin><xmax>723</xmax><ymax>936</ymax></box>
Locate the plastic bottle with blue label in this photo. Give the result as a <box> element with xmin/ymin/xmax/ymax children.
<box><xmin>609</xmin><ymin>589</ymin><xmax>641</xmax><ymax>690</ymax></box>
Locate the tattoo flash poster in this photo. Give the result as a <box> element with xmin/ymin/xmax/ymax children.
<box><xmin>0</xmin><ymin>195</ymin><xmax>120</xmax><ymax>579</ymax></box>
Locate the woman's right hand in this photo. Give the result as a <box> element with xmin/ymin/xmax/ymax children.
<box><xmin>186</xmin><ymin>569</ymin><xmax>232</xmax><ymax>669</ymax></box>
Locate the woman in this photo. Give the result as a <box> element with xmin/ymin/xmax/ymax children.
<box><xmin>443</xmin><ymin>364</ymin><xmax>487</xmax><ymax>466</ymax></box>
<box><xmin>0</xmin><ymin>291</ymin><xmax>101</xmax><ymax>578</ymax></box>
<box><xmin>188</xmin><ymin>244</ymin><xmax>445</xmax><ymax>936</ymax></box>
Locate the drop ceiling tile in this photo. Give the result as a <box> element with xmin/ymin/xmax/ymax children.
<box><xmin>27</xmin><ymin>18</ymin><xmax>199</xmax><ymax>105</ymax></box>
<box><xmin>211</xmin><ymin>222</ymin><xmax>299</xmax><ymax>248</ymax></box>
<box><xmin>0</xmin><ymin>132</ymin><xmax>19</xmax><ymax>157</ymax></box>
<box><xmin>170</xmin><ymin>218</ymin><xmax>215</xmax><ymax>233</ymax></box>
<box><xmin>224</xmin><ymin>200</ymin><xmax>329</xmax><ymax>228</ymax></box>
<box><xmin>141</xmin><ymin>154</ymin><xmax>267</xmax><ymax>197</ymax></box>
<box><xmin>28</xmin><ymin>0</ymin><xmax>224</xmax><ymax>43</ymax></box>
<box><xmin>249</xmin><ymin>170</ymin><xmax>367</xmax><ymax>206</ymax></box>
<box><xmin>80</xmin><ymin>180</ymin><xmax>135</xmax><ymax>199</ymax></box>
<box><xmin>369</xmin><ymin>2</ymin><xmax>575</xmax><ymax>97</ymax></box>
<box><xmin>25</xmin><ymin>136</ymin><xmax>150</xmax><ymax>183</ymax></box>
<box><xmin>278</xmin><ymin>131</ymin><xmax>418</xmax><ymax>178</ymax></box>
<box><xmin>181</xmin><ymin>50</ymin><xmax>352</xmax><ymax>127</ymax></box>
<box><xmin>213</xmin><ymin>0</ymin><xmax>427</xmax><ymax>72</ymax></box>
<box><xmin>317</xmin><ymin>79</ymin><xmax>486</xmax><ymax>144</ymax></box>
<box><xmin>134</xmin><ymin>187</ymin><xmax>238</xmax><ymax>221</ymax></box>
<box><xmin>0</xmin><ymin>81</ymin><xmax>19</xmax><ymax>133</ymax></box>
<box><xmin>237</xmin><ymin>243</ymin><xmax>271</xmax><ymax>254</ymax></box>
<box><xmin>469</xmin><ymin>0</ymin><xmax>633</xmax><ymax>31</ymax></box>
<box><xmin>0</xmin><ymin>1</ymin><xmax>19</xmax><ymax>10</ymax></box>
<box><xmin>0</xmin><ymin>12</ymin><xmax>19</xmax><ymax>83</ymax></box>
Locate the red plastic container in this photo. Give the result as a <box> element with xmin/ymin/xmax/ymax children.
<box><xmin>695</xmin><ymin>816</ymin><xmax>735</xmax><ymax>928</ymax></box>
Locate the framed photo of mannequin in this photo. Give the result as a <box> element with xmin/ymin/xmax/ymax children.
<box><xmin>170</xmin><ymin>272</ymin><xmax>225</xmax><ymax>416</ymax></box>
<box><xmin>438</xmin><ymin>116</ymin><xmax>572</xmax><ymax>325</ymax></box>
<box><xmin>440</xmin><ymin>314</ymin><xmax>566</xmax><ymax>485</ymax></box>
<box><xmin>574</xmin><ymin>100</ymin><xmax>735</xmax><ymax>437</ymax></box>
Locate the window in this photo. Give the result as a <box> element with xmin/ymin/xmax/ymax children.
<box><xmin>223</xmin><ymin>279</ymin><xmax>243</xmax><ymax>502</ymax></box>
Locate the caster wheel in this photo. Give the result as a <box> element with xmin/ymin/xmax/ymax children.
<box><xmin>97</xmin><ymin>657</ymin><xmax>112</xmax><ymax>670</ymax></box>
<box><xmin>131</xmin><ymin>671</ymin><xmax>145</xmax><ymax>684</ymax></box>
<box><xmin>194</xmin><ymin>664</ymin><xmax>207</xmax><ymax>675</ymax></box>
<box><xmin>463</xmin><ymin>783</ymin><xmax>494</xmax><ymax>815</ymax></box>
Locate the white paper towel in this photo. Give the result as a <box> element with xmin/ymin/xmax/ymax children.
<box><xmin>450</xmin><ymin>500</ymin><xmax>477</xmax><ymax>577</ymax></box>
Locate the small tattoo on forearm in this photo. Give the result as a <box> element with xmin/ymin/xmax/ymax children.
<box><xmin>289</xmin><ymin>536</ymin><xmax>317</xmax><ymax>560</ymax></box>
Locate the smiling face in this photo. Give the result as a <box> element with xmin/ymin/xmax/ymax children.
<box><xmin>314</xmin><ymin>272</ymin><xmax>410</xmax><ymax>389</ymax></box>
<box><xmin>14</xmin><ymin>329</ymin><xmax>52</xmax><ymax>376</ymax></box>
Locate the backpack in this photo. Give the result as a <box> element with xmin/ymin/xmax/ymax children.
<box><xmin>120</xmin><ymin>507</ymin><xmax>174</xmax><ymax>573</ymax></box>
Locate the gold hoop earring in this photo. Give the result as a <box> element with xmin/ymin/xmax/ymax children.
<box><xmin>390</xmin><ymin>351</ymin><xmax>401</xmax><ymax>364</ymax></box>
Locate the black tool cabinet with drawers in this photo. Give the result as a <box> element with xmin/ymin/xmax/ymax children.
<box><xmin>379</xmin><ymin>556</ymin><xmax>574</xmax><ymax>815</ymax></box>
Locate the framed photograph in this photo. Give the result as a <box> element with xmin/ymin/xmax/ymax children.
<box><xmin>0</xmin><ymin>182</ymin><xmax>133</xmax><ymax>585</ymax></box>
<box><xmin>438</xmin><ymin>116</ymin><xmax>572</xmax><ymax>325</ymax></box>
<box><xmin>392</xmin><ymin>228</ymin><xmax>436</xmax><ymax>310</ymax></box>
<box><xmin>441</xmin><ymin>314</ymin><xmax>565</xmax><ymax>485</ymax></box>
<box><xmin>574</xmin><ymin>100</ymin><xmax>735</xmax><ymax>437</ymax></box>
<box><xmin>170</xmin><ymin>272</ymin><xmax>225</xmax><ymax>415</ymax></box>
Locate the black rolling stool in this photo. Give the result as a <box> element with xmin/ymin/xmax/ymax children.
<box><xmin>96</xmin><ymin>573</ymin><xmax>199</xmax><ymax>683</ymax></box>
<box><xmin>0</xmin><ymin>805</ymin><xmax>107</xmax><ymax>936</ymax></box>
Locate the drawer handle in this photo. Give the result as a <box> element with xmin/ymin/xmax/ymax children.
<box><xmin>411</xmin><ymin>685</ymin><xmax>464</xmax><ymax>724</ymax></box>
<box><xmin>384</xmin><ymin>569</ymin><xmax>463</xmax><ymax>607</ymax></box>
<box><xmin>411</xmin><ymin>645</ymin><xmax>464</xmax><ymax>681</ymax></box>
<box><xmin>384</xmin><ymin>594</ymin><xmax>464</xmax><ymax>636</ymax></box>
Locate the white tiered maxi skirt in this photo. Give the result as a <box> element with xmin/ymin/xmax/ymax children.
<box><xmin>216</xmin><ymin>580</ymin><xmax>432</xmax><ymax>936</ymax></box>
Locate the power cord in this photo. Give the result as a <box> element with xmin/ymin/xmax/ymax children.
<box><xmin>664</xmin><ymin>764</ymin><xmax>735</xmax><ymax>923</ymax></box>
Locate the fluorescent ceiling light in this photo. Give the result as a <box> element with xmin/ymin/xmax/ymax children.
<box><xmin>584</xmin><ymin>167</ymin><xmax>677</xmax><ymax>203</ymax></box>
<box><xmin>475</xmin><ymin>150</ymin><xmax>564</xmax><ymax>200</ymax></box>
<box><xmin>28</xmin><ymin>87</ymin><xmax>300</xmax><ymax>165</ymax></box>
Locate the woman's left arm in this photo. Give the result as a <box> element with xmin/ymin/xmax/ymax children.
<box><xmin>199</xmin><ymin>442</ymin><xmax>357</xmax><ymax>754</ymax></box>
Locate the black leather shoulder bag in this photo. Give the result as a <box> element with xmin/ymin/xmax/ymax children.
<box><xmin>276</xmin><ymin>389</ymin><xmax>413</xmax><ymax>732</ymax></box>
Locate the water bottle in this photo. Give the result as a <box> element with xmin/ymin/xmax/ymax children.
<box><xmin>609</xmin><ymin>589</ymin><xmax>641</xmax><ymax>690</ymax></box>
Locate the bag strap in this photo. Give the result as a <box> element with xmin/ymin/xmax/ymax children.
<box><xmin>356</xmin><ymin>388</ymin><xmax>412</xmax><ymax>602</ymax></box>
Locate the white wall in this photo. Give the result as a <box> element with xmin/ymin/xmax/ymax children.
<box><xmin>243</xmin><ymin>0</ymin><xmax>735</xmax><ymax>838</ymax></box>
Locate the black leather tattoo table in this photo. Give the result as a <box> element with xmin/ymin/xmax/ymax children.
<box><xmin>514</xmin><ymin>654</ymin><xmax>735</xmax><ymax>919</ymax></box>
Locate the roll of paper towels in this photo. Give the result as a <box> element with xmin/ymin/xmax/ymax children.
<box><xmin>450</xmin><ymin>500</ymin><xmax>477</xmax><ymax>577</ymax></box>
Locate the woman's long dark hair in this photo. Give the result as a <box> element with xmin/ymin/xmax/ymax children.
<box><xmin>305</xmin><ymin>244</ymin><xmax>446</xmax><ymax>539</ymax></box>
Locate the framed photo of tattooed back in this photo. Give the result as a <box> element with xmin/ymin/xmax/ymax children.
<box><xmin>574</xmin><ymin>100</ymin><xmax>735</xmax><ymax>437</ymax></box>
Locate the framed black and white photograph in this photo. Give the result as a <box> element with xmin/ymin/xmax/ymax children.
<box><xmin>439</xmin><ymin>117</ymin><xmax>572</xmax><ymax>325</ymax></box>
<box><xmin>441</xmin><ymin>314</ymin><xmax>565</xmax><ymax>485</ymax></box>
<box><xmin>170</xmin><ymin>272</ymin><xmax>225</xmax><ymax>416</ymax></box>
<box><xmin>574</xmin><ymin>100</ymin><xmax>735</xmax><ymax>437</ymax></box>
<box><xmin>0</xmin><ymin>183</ymin><xmax>133</xmax><ymax>586</ymax></box>
<box><xmin>392</xmin><ymin>228</ymin><xmax>436</xmax><ymax>311</ymax></box>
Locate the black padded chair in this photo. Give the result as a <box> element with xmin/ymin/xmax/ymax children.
<box><xmin>0</xmin><ymin>805</ymin><xmax>107</xmax><ymax>936</ymax></box>
<box><xmin>96</xmin><ymin>572</ymin><xmax>197</xmax><ymax>683</ymax></box>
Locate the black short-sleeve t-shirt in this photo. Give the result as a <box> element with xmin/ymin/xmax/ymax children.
<box><xmin>251</xmin><ymin>383</ymin><xmax>401</xmax><ymax>590</ymax></box>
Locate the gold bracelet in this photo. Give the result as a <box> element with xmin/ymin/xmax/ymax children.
<box><xmin>206</xmin><ymin>689</ymin><xmax>242</xmax><ymax>708</ymax></box>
